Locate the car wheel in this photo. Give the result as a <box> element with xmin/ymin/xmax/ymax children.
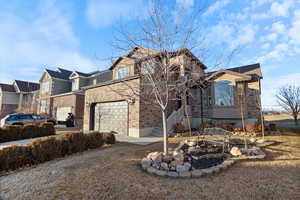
<box><xmin>47</xmin><ymin>121</ymin><xmax>56</xmax><ymax>125</ymax></box>
<box><xmin>12</xmin><ymin>123</ymin><xmax>24</xmax><ymax>126</ymax></box>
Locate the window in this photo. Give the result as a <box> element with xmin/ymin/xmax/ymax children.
<box><xmin>141</xmin><ymin>63</ymin><xmax>154</xmax><ymax>74</ymax></box>
<box><xmin>32</xmin><ymin>115</ymin><xmax>44</xmax><ymax>120</ymax></box>
<box><xmin>207</xmin><ymin>87</ymin><xmax>212</xmax><ymax>106</ymax></box>
<box><xmin>41</xmin><ymin>82</ymin><xmax>49</xmax><ymax>93</ymax></box>
<box><xmin>18</xmin><ymin>114</ymin><xmax>33</xmax><ymax>120</ymax></box>
<box><xmin>117</xmin><ymin>66</ymin><xmax>128</xmax><ymax>79</ymax></box>
<box><xmin>72</xmin><ymin>79</ymin><xmax>79</xmax><ymax>91</ymax></box>
<box><xmin>40</xmin><ymin>100</ymin><xmax>47</xmax><ymax>113</ymax></box>
<box><xmin>184</xmin><ymin>72</ymin><xmax>190</xmax><ymax>81</ymax></box>
<box><xmin>214</xmin><ymin>80</ymin><xmax>234</xmax><ymax>106</ymax></box>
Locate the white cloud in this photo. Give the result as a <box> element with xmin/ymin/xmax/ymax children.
<box><xmin>261</xmin><ymin>43</ymin><xmax>271</xmax><ymax>49</ymax></box>
<box><xmin>203</xmin><ymin>0</ymin><xmax>230</xmax><ymax>16</ymax></box>
<box><xmin>86</xmin><ymin>0</ymin><xmax>146</xmax><ymax>28</ymax></box>
<box><xmin>269</xmin><ymin>0</ymin><xmax>293</xmax><ymax>17</ymax></box>
<box><xmin>231</xmin><ymin>24</ymin><xmax>257</xmax><ymax>48</ymax></box>
<box><xmin>265</xmin><ymin>33</ymin><xmax>278</xmax><ymax>41</ymax></box>
<box><xmin>251</xmin><ymin>0</ymin><xmax>273</xmax><ymax>8</ymax></box>
<box><xmin>176</xmin><ymin>0</ymin><xmax>194</xmax><ymax>9</ymax></box>
<box><xmin>0</xmin><ymin>0</ymin><xmax>98</xmax><ymax>83</ymax></box>
<box><xmin>288</xmin><ymin>9</ymin><xmax>300</xmax><ymax>44</ymax></box>
<box><xmin>252</xmin><ymin>12</ymin><xmax>269</xmax><ymax>20</ymax></box>
<box><xmin>270</xmin><ymin>21</ymin><xmax>286</xmax><ymax>34</ymax></box>
<box><xmin>256</xmin><ymin>43</ymin><xmax>289</xmax><ymax>63</ymax></box>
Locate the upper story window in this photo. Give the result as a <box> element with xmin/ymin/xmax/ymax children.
<box><xmin>41</xmin><ymin>82</ymin><xmax>49</xmax><ymax>94</ymax></box>
<box><xmin>93</xmin><ymin>78</ymin><xmax>97</xmax><ymax>85</ymax></box>
<box><xmin>40</xmin><ymin>100</ymin><xmax>47</xmax><ymax>113</ymax></box>
<box><xmin>184</xmin><ymin>72</ymin><xmax>190</xmax><ymax>81</ymax></box>
<box><xmin>141</xmin><ymin>63</ymin><xmax>154</xmax><ymax>74</ymax></box>
<box><xmin>72</xmin><ymin>79</ymin><xmax>79</xmax><ymax>91</ymax></box>
<box><xmin>116</xmin><ymin>66</ymin><xmax>128</xmax><ymax>79</ymax></box>
<box><xmin>214</xmin><ymin>80</ymin><xmax>234</xmax><ymax>106</ymax></box>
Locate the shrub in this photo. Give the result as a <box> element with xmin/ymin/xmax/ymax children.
<box><xmin>22</xmin><ymin>125</ymin><xmax>37</xmax><ymax>139</ymax></box>
<box><xmin>39</xmin><ymin>122</ymin><xmax>55</xmax><ymax>137</ymax></box>
<box><xmin>103</xmin><ymin>132</ymin><xmax>116</xmax><ymax>144</ymax></box>
<box><xmin>173</xmin><ymin>123</ymin><xmax>186</xmax><ymax>133</ymax></box>
<box><xmin>60</xmin><ymin>132</ymin><xmax>86</xmax><ymax>154</ymax></box>
<box><xmin>30</xmin><ymin>137</ymin><xmax>62</xmax><ymax>164</ymax></box>
<box><xmin>1</xmin><ymin>125</ymin><xmax>23</xmax><ymax>142</ymax></box>
<box><xmin>0</xmin><ymin>132</ymin><xmax>111</xmax><ymax>172</ymax></box>
<box><xmin>0</xmin><ymin>123</ymin><xmax>55</xmax><ymax>143</ymax></box>
<box><xmin>246</xmin><ymin>123</ymin><xmax>261</xmax><ymax>133</ymax></box>
<box><xmin>0</xmin><ymin>145</ymin><xmax>32</xmax><ymax>171</ymax></box>
<box><xmin>269</xmin><ymin>123</ymin><xmax>277</xmax><ymax>131</ymax></box>
<box><xmin>202</xmin><ymin>123</ymin><xmax>215</xmax><ymax>129</ymax></box>
<box><xmin>85</xmin><ymin>132</ymin><xmax>104</xmax><ymax>149</ymax></box>
<box><xmin>217</xmin><ymin>123</ymin><xmax>234</xmax><ymax>131</ymax></box>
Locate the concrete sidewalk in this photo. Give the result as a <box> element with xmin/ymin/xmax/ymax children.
<box><xmin>0</xmin><ymin>135</ymin><xmax>62</xmax><ymax>150</ymax></box>
<box><xmin>115</xmin><ymin>134</ymin><xmax>162</xmax><ymax>145</ymax></box>
<box><xmin>0</xmin><ymin>133</ymin><xmax>161</xmax><ymax>150</ymax></box>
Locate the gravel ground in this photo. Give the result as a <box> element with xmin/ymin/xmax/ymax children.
<box><xmin>0</xmin><ymin>135</ymin><xmax>299</xmax><ymax>200</ymax></box>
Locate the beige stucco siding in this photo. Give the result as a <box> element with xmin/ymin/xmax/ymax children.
<box><xmin>112</xmin><ymin>58</ymin><xmax>135</xmax><ymax>80</ymax></box>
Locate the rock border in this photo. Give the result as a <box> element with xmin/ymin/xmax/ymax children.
<box><xmin>141</xmin><ymin>155</ymin><xmax>235</xmax><ymax>178</ymax></box>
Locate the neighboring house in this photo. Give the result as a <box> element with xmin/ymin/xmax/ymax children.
<box><xmin>0</xmin><ymin>80</ymin><xmax>40</xmax><ymax>118</ymax></box>
<box><xmin>38</xmin><ymin>67</ymin><xmax>112</xmax><ymax>126</ymax></box>
<box><xmin>83</xmin><ymin>47</ymin><xmax>263</xmax><ymax>138</ymax></box>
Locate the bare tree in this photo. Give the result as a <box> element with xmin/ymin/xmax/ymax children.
<box><xmin>276</xmin><ymin>85</ymin><xmax>300</xmax><ymax>125</ymax></box>
<box><xmin>109</xmin><ymin>0</ymin><xmax>238</xmax><ymax>155</ymax></box>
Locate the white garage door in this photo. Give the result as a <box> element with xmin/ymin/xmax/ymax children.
<box><xmin>94</xmin><ymin>101</ymin><xmax>128</xmax><ymax>135</ymax></box>
<box><xmin>56</xmin><ymin>107</ymin><xmax>72</xmax><ymax>121</ymax></box>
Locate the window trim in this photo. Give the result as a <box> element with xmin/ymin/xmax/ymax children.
<box><xmin>41</xmin><ymin>82</ymin><xmax>50</xmax><ymax>94</ymax></box>
<box><xmin>116</xmin><ymin>66</ymin><xmax>129</xmax><ymax>79</ymax></box>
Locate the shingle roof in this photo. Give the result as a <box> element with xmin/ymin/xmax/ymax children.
<box><xmin>75</xmin><ymin>70</ymin><xmax>101</xmax><ymax>77</ymax></box>
<box><xmin>0</xmin><ymin>83</ymin><xmax>16</xmax><ymax>92</ymax></box>
<box><xmin>225</xmin><ymin>63</ymin><xmax>260</xmax><ymax>74</ymax></box>
<box><xmin>45</xmin><ymin>68</ymin><xmax>72</xmax><ymax>80</ymax></box>
<box><xmin>14</xmin><ymin>80</ymin><xmax>40</xmax><ymax>92</ymax></box>
<box><xmin>206</xmin><ymin>63</ymin><xmax>261</xmax><ymax>77</ymax></box>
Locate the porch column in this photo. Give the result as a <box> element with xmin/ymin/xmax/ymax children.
<box><xmin>18</xmin><ymin>93</ymin><xmax>23</xmax><ymax>110</ymax></box>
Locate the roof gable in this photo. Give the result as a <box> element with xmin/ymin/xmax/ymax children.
<box><xmin>45</xmin><ymin>68</ymin><xmax>72</xmax><ymax>80</ymax></box>
<box><xmin>205</xmin><ymin>69</ymin><xmax>252</xmax><ymax>81</ymax></box>
<box><xmin>13</xmin><ymin>80</ymin><xmax>40</xmax><ymax>92</ymax></box>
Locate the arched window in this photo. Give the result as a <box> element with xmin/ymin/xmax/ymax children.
<box><xmin>117</xmin><ymin>66</ymin><xmax>128</xmax><ymax>79</ymax></box>
<box><xmin>214</xmin><ymin>80</ymin><xmax>234</xmax><ymax>106</ymax></box>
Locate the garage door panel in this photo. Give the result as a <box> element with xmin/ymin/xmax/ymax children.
<box><xmin>94</xmin><ymin>101</ymin><xmax>128</xmax><ymax>135</ymax></box>
<box><xmin>56</xmin><ymin>107</ymin><xmax>72</xmax><ymax>121</ymax></box>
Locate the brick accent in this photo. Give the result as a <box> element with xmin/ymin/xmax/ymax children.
<box><xmin>51</xmin><ymin>93</ymin><xmax>85</xmax><ymax>120</ymax></box>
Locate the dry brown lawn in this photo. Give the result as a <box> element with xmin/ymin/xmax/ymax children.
<box><xmin>0</xmin><ymin>133</ymin><xmax>299</xmax><ymax>200</ymax></box>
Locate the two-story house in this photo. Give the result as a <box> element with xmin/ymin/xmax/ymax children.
<box><xmin>0</xmin><ymin>80</ymin><xmax>40</xmax><ymax>117</ymax></box>
<box><xmin>38</xmin><ymin>67</ymin><xmax>112</xmax><ymax>126</ymax></box>
<box><xmin>83</xmin><ymin>47</ymin><xmax>262</xmax><ymax>138</ymax></box>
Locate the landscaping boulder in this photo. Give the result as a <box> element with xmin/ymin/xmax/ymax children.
<box><xmin>141</xmin><ymin>158</ymin><xmax>152</xmax><ymax>169</ymax></box>
<box><xmin>147</xmin><ymin>152</ymin><xmax>163</xmax><ymax>163</ymax></box>
<box><xmin>230</xmin><ymin>147</ymin><xmax>242</xmax><ymax>156</ymax></box>
<box><xmin>160</xmin><ymin>162</ymin><xmax>169</xmax><ymax>171</ymax></box>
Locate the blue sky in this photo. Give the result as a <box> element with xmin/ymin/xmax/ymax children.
<box><xmin>0</xmin><ymin>0</ymin><xmax>299</xmax><ymax>109</ymax></box>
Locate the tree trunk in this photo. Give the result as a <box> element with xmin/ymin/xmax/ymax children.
<box><xmin>294</xmin><ymin>115</ymin><xmax>298</xmax><ymax>125</ymax></box>
<box><xmin>162</xmin><ymin>110</ymin><xmax>168</xmax><ymax>155</ymax></box>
